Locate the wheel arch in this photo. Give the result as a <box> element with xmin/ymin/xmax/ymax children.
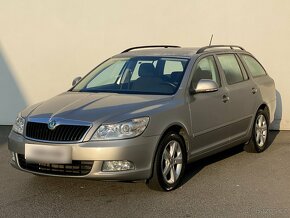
<box><xmin>257</xmin><ymin>103</ymin><xmax>270</xmax><ymax>121</ymax></box>
<box><xmin>158</xmin><ymin>122</ymin><xmax>191</xmax><ymax>155</ymax></box>
<box><xmin>148</xmin><ymin>122</ymin><xmax>190</xmax><ymax>179</ymax></box>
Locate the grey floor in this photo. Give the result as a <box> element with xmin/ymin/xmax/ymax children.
<box><xmin>0</xmin><ymin>126</ymin><xmax>290</xmax><ymax>217</ymax></box>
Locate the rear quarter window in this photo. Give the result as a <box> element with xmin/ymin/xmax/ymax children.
<box><xmin>241</xmin><ymin>55</ymin><xmax>267</xmax><ymax>77</ymax></box>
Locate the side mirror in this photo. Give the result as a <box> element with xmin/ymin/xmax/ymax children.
<box><xmin>190</xmin><ymin>79</ymin><xmax>218</xmax><ymax>94</ymax></box>
<box><xmin>72</xmin><ymin>76</ymin><xmax>82</xmax><ymax>86</ymax></box>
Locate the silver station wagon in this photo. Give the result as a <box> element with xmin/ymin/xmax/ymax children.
<box><xmin>9</xmin><ymin>45</ymin><xmax>276</xmax><ymax>191</ymax></box>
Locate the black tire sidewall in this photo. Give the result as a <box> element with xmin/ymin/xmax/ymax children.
<box><xmin>155</xmin><ymin>132</ymin><xmax>186</xmax><ymax>191</ymax></box>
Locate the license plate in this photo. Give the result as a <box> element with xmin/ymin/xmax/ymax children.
<box><xmin>25</xmin><ymin>144</ymin><xmax>72</xmax><ymax>164</ymax></box>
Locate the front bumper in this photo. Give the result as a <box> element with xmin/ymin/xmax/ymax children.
<box><xmin>8</xmin><ymin>131</ymin><xmax>160</xmax><ymax>181</ymax></box>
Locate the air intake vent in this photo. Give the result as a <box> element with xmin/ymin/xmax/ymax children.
<box><xmin>18</xmin><ymin>154</ymin><xmax>93</xmax><ymax>176</ymax></box>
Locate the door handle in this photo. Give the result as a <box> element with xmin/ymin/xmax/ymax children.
<box><xmin>252</xmin><ymin>88</ymin><xmax>258</xmax><ymax>94</ymax></box>
<box><xmin>222</xmin><ymin>95</ymin><xmax>230</xmax><ymax>103</ymax></box>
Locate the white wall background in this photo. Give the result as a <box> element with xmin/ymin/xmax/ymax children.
<box><xmin>0</xmin><ymin>0</ymin><xmax>289</xmax><ymax>129</ymax></box>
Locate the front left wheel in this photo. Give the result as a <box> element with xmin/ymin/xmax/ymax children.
<box><xmin>147</xmin><ymin>132</ymin><xmax>186</xmax><ymax>191</ymax></box>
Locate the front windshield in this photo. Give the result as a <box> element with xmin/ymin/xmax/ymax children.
<box><xmin>72</xmin><ymin>56</ymin><xmax>189</xmax><ymax>95</ymax></box>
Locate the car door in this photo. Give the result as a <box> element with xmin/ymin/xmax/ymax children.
<box><xmin>216</xmin><ymin>53</ymin><xmax>257</xmax><ymax>142</ymax></box>
<box><xmin>188</xmin><ymin>55</ymin><xmax>231</xmax><ymax>156</ymax></box>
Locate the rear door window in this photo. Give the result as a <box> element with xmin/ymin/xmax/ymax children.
<box><xmin>217</xmin><ymin>54</ymin><xmax>244</xmax><ymax>85</ymax></box>
<box><xmin>241</xmin><ymin>55</ymin><xmax>267</xmax><ymax>77</ymax></box>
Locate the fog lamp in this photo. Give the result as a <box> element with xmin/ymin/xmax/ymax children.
<box><xmin>102</xmin><ymin>160</ymin><xmax>135</xmax><ymax>172</ymax></box>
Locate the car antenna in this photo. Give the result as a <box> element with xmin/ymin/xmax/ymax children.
<box><xmin>209</xmin><ymin>34</ymin><xmax>213</xmax><ymax>46</ymax></box>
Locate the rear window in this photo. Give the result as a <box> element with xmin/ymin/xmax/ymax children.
<box><xmin>241</xmin><ymin>55</ymin><xmax>267</xmax><ymax>77</ymax></box>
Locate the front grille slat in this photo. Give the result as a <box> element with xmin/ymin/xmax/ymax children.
<box><xmin>75</xmin><ymin>127</ymin><xmax>87</xmax><ymax>142</ymax></box>
<box><xmin>55</xmin><ymin>126</ymin><xmax>63</xmax><ymax>141</ymax></box>
<box><xmin>18</xmin><ymin>154</ymin><xmax>93</xmax><ymax>176</ymax></box>
<box><xmin>41</xmin><ymin>123</ymin><xmax>46</xmax><ymax>140</ymax></box>
<box><xmin>63</xmin><ymin>126</ymin><xmax>71</xmax><ymax>141</ymax></box>
<box><xmin>66</xmin><ymin>126</ymin><xmax>75</xmax><ymax>141</ymax></box>
<box><xmin>26</xmin><ymin>122</ymin><xmax>90</xmax><ymax>142</ymax></box>
<box><xmin>58</xmin><ymin>126</ymin><xmax>66</xmax><ymax>141</ymax></box>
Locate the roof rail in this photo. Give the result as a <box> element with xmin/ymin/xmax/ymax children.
<box><xmin>196</xmin><ymin>45</ymin><xmax>245</xmax><ymax>54</ymax></box>
<box><xmin>121</xmin><ymin>45</ymin><xmax>180</xmax><ymax>53</ymax></box>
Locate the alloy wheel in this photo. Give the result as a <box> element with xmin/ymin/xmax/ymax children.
<box><xmin>161</xmin><ymin>140</ymin><xmax>183</xmax><ymax>184</ymax></box>
<box><xmin>255</xmin><ymin>114</ymin><xmax>268</xmax><ymax>147</ymax></box>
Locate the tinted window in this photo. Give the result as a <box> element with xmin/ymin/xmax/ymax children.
<box><xmin>217</xmin><ymin>54</ymin><xmax>244</xmax><ymax>85</ymax></box>
<box><xmin>241</xmin><ymin>55</ymin><xmax>267</xmax><ymax>77</ymax></box>
<box><xmin>191</xmin><ymin>56</ymin><xmax>220</xmax><ymax>88</ymax></box>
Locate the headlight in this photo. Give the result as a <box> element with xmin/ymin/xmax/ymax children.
<box><xmin>91</xmin><ymin>117</ymin><xmax>149</xmax><ymax>141</ymax></box>
<box><xmin>12</xmin><ymin>114</ymin><xmax>25</xmax><ymax>135</ymax></box>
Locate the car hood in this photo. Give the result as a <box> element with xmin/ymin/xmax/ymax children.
<box><xmin>25</xmin><ymin>92</ymin><xmax>172</xmax><ymax>124</ymax></box>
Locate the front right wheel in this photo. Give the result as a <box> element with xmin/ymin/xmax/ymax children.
<box><xmin>147</xmin><ymin>132</ymin><xmax>186</xmax><ymax>191</ymax></box>
<box><xmin>244</xmin><ymin>109</ymin><xmax>269</xmax><ymax>153</ymax></box>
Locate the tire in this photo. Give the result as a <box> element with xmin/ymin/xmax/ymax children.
<box><xmin>147</xmin><ymin>132</ymin><xmax>186</xmax><ymax>191</ymax></box>
<box><xmin>244</xmin><ymin>109</ymin><xmax>269</xmax><ymax>153</ymax></box>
